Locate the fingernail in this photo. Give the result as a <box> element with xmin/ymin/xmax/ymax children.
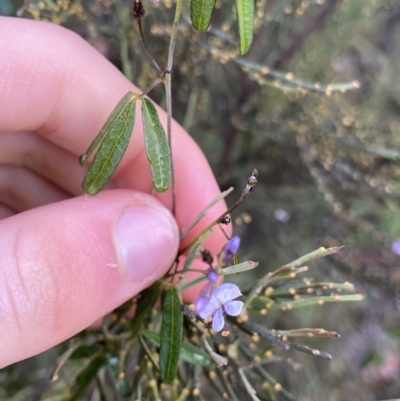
<box><xmin>113</xmin><ymin>204</ymin><xmax>178</xmax><ymax>283</ymax></box>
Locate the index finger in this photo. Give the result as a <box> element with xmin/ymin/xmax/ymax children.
<box><xmin>0</xmin><ymin>17</ymin><xmax>231</xmax><ymax>251</ymax></box>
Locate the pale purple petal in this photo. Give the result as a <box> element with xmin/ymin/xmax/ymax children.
<box><xmin>199</xmin><ymin>302</ymin><xmax>218</xmax><ymax>320</ymax></box>
<box><xmin>212</xmin><ymin>283</ymin><xmax>242</xmax><ymax>305</ymax></box>
<box><xmin>200</xmin><ymin>282</ymin><xmax>213</xmax><ymax>297</ymax></box>
<box><xmin>223</xmin><ymin>300</ymin><xmax>244</xmax><ymax>316</ymax></box>
<box><xmin>194</xmin><ymin>295</ymin><xmax>210</xmax><ymax>313</ymax></box>
<box><xmin>195</xmin><ymin>282</ymin><xmax>213</xmax><ymax>313</ymax></box>
<box><xmin>211</xmin><ymin>308</ymin><xmax>225</xmax><ymax>332</ymax></box>
<box><xmin>196</xmin><ymin>282</ymin><xmax>243</xmax><ymax>324</ymax></box>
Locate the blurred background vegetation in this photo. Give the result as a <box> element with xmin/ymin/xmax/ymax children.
<box><xmin>1</xmin><ymin>0</ymin><xmax>400</xmax><ymax>399</ymax></box>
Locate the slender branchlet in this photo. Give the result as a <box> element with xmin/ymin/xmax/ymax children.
<box><xmin>140</xmin><ymin>77</ymin><xmax>164</xmax><ymax>97</ymax></box>
<box><xmin>164</xmin><ymin>74</ymin><xmax>176</xmax><ymax>216</ymax></box>
<box><xmin>132</xmin><ymin>0</ymin><xmax>182</xmax><ymax>215</ymax></box>
<box><xmin>163</xmin><ymin>0</ymin><xmax>183</xmax><ymax>216</ymax></box>
<box><xmin>181</xmin><ymin>169</ymin><xmax>259</xmax><ymax>255</ymax></box>
<box><xmin>132</xmin><ymin>0</ymin><xmax>162</xmax><ymax>75</ymax></box>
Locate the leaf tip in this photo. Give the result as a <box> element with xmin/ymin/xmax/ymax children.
<box><xmin>83</xmin><ymin>184</ymin><xmax>99</xmax><ymax>196</ymax></box>
<box><xmin>79</xmin><ymin>154</ymin><xmax>88</xmax><ymax>165</ymax></box>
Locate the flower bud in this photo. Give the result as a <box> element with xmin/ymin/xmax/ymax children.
<box><xmin>219</xmin><ymin>236</ymin><xmax>241</xmax><ymax>264</ymax></box>
<box><xmin>206</xmin><ymin>267</ymin><xmax>219</xmax><ymax>283</ymax></box>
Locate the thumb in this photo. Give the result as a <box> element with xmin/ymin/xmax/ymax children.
<box><xmin>0</xmin><ymin>190</ymin><xmax>179</xmax><ymax>368</ymax></box>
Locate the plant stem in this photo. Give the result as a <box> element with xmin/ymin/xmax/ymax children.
<box><xmin>180</xmin><ymin>169</ymin><xmax>258</xmax><ymax>255</ymax></box>
<box><xmin>163</xmin><ymin>0</ymin><xmax>183</xmax><ymax>216</ymax></box>
<box><xmin>133</xmin><ymin>0</ymin><xmax>162</xmax><ymax>75</ymax></box>
<box><xmin>141</xmin><ymin>77</ymin><xmax>163</xmax><ymax>97</ymax></box>
<box><xmin>118</xmin><ymin>1</ymin><xmax>134</xmax><ymax>82</ymax></box>
<box><xmin>166</xmin><ymin>0</ymin><xmax>183</xmax><ymax>71</ymax></box>
<box><xmin>164</xmin><ymin>75</ymin><xmax>176</xmax><ymax>215</ymax></box>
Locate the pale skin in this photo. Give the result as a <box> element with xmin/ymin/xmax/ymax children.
<box><xmin>0</xmin><ymin>17</ymin><xmax>231</xmax><ymax>368</ymax></box>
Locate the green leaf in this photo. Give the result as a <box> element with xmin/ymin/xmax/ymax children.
<box><xmin>131</xmin><ymin>280</ymin><xmax>163</xmax><ymax>338</ymax></box>
<box><xmin>69</xmin><ymin>355</ymin><xmax>107</xmax><ymax>401</ymax></box>
<box><xmin>106</xmin><ymin>354</ymin><xmax>129</xmax><ymax>397</ymax></box>
<box><xmin>221</xmin><ymin>260</ymin><xmax>258</xmax><ymax>275</ymax></box>
<box><xmin>70</xmin><ymin>343</ymin><xmax>99</xmax><ymax>359</ymax></box>
<box><xmin>191</xmin><ymin>0</ymin><xmax>216</xmax><ymax>31</ymax></box>
<box><xmin>49</xmin><ymin>338</ymin><xmax>99</xmax><ymax>381</ymax></box>
<box><xmin>270</xmin><ymin>328</ymin><xmax>340</xmax><ymax>338</ymax></box>
<box><xmin>141</xmin><ymin>98</ymin><xmax>171</xmax><ymax>192</ymax></box>
<box><xmin>159</xmin><ymin>285</ymin><xmax>182</xmax><ymax>383</ymax></box>
<box><xmin>80</xmin><ymin>92</ymin><xmax>136</xmax><ymax>195</ymax></box>
<box><xmin>270</xmin><ymin>294</ymin><xmax>364</xmax><ymax>311</ymax></box>
<box><xmin>142</xmin><ymin>329</ymin><xmax>211</xmax><ymax>367</ymax></box>
<box><xmin>271</xmin><ymin>281</ymin><xmax>355</xmax><ymax>297</ymax></box>
<box><xmin>236</xmin><ymin>0</ymin><xmax>254</xmax><ymax>55</ymax></box>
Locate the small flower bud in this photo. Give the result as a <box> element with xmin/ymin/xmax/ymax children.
<box><xmin>206</xmin><ymin>267</ymin><xmax>219</xmax><ymax>283</ymax></box>
<box><xmin>219</xmin><ymin>236</ymin><xmax>241</xmax><ymax>264</ymax></box>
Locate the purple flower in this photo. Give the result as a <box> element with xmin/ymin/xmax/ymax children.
<box><xmin>195</xmin><ymin>283</ymin><xmax>243</xmax><ymax>332</ymax></box>
<box><xmin>219</xmin><ymin>236</ymin><xmax>241</xmax><ymax>265</ymax></box>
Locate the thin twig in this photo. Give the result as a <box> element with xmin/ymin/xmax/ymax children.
<box><xmin>180</xmin><ymin>169</ymin><xmax>258</xmax><ymax>255</ymax></box>
<box><xmin>164</xmin><ymin>0</ymin><xmax>183</xmax><ymax>216</ymax></box>
<box><xmin>141</xmin><ymin>77</ymin><xmax>164</xmax><ymax>97</ymax></box>
<box><xmin>133</xmin><ymin>0</ymin><xmax>162</xmax><ymax>75</ymax></box>
<box><xmin>138</xmin><ymin>333</ymin><xmax>160</xmax><ymax>370</ymax></box>
<box><xmin>164</xmin><ymin>74</ymin><xmax>176</xmax><ymax>215</ymax></box>
<box><xmin>166</xmin><ymin>0</ymin><xmax>183</xmax><ymax>71</ymax></box>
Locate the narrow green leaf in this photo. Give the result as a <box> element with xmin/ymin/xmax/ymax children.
<box><xmin>79</xmin><ymin>92</ymin><xmax>134</xmax><ymax>165</ymax></box>
<box><xmin>270</xmin><ymin>328</ymin><xmax>340</xmax><ymax>338</ymax></box>
<box><xmin>81</xmin><ymin>92</ymin><xmax>136</xmax><ymax>195</ymax></box>
<box><xmin>142</xmin><ymin>329</ymin><xmax>211</xmax><ymax>367</ymax></box>
<box><xmin>50</xmin><ymin>342</ymin><xmax>81</xmax><ymax>381</ymax></box>
<box><xmin>221</xmin><ymin>260</ymin><xmax>258</xmax><ymax>275</ymax></box>
<box><xmin>69</xmin><ymin>355</ymin><xmax>107</xmax><ymax>401</ymax></box>
<box><xmin>244</xmin><ymin>246</ymin><xmax>344</xmax><ymax>311</ymax></box>
<box><xmin>191</xmin><ymin>0</ymin><xmax>216</xmax><ymax>31</ymax></box>
<box><xmin>106</xmin><ymin>354</ymin><xmax>129</xmax><ymax>397</ymax></box>
<box><xmin>271</xmin><ymin>265</ymin><xmax>309</xmax><ymax>280</ymax></box>
<box><xmin>281</xmin><ymin>246</ymin><xmax>344</xmax><ymax>269</ymax></box>
<box><xmin>202</xmin><ymin>336</ymin><xmax>227</xmax><ymax>366</ymax></box>
<box><xmin>141</xmin><ymin>98</ymin><xmax>171</xmax><ymax>192</ymax></box>
<box><xmin>50</xmin><ymin>338</ymin><xmax>99</xmax><ymax>380</ymax></box>
<box><xmin>70</xmin><ymin>343</ymin><xmax>99</xmax><ymax>359</ymax></box>
<box><xmin>270</xmin><ymin>294</ymin><xmax>364</xmax><ymax>310</ymax></box>
<box><xmin>131</xmin><ymin>280</ymin><xmax>163</xmax><ymax>338</ymax></box>
<box><xmin>239</xmin><ymin>368</ymin><xmax>262</xmax><ymax>401</ymax></box>
<box><xmin>160</xmin><ymin>285</ymin><xmax>182</xmax><ymax>383</ymax></box>
<box><xmin>236</xmin><ymin>0</ymin><xmax>254</xmax><ymax>55</ymax></box>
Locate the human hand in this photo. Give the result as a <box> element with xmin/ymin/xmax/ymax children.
<box><xmin>0</xmin><ymin>17</ymin><xmax>230</xmax><ymax>368</ymax></box>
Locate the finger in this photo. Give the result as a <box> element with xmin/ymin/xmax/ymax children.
<box><xmin>0</xmin><ymin>132</ymin><xmax>85</xmax><ymax>196</ymax></box>
<box><xmin>0</xmin><ymin>190</ymin><xmax>179</xmax><ymax>368</ymax></box>
<box><xmin>0</xmin><ymin>17</ymin><xmax>231</xmax><ymax>252</ymax></box>
<box><xmin>0</xmin><ymin>203</ymin><xmax>15</xmax><ymax>220</ymax></box>
<box><xmin>0</xmin><ymin>165</ymin><xmax>70</xmax><ymax>211</ymax></box>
